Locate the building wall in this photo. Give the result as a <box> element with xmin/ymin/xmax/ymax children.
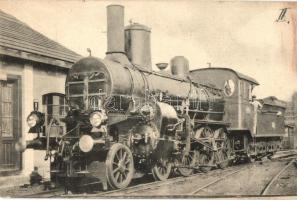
<box><xmin>32</xmin><ymin>64</ymin><xmax>67</xmax><ymax>178</ymax></box>
<box><xmin>1</xmin><ymin>58</ymin><xmax>68</xmax><ymax>177</ymax></box>
<box><xmin>1</xmin><ymin>59</ymin><xmax>32</xmax><ymax>175</ymax></box>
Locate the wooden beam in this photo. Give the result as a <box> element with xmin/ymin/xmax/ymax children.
<box><xmin>0</xmin><ymin>60</ymin><xmax>7</xmax><ymax>81</ymax></box>
<box><xmin>0</xmin><ymin>46</ymin><xmax>73</xmax><ymax>69</ymax></box>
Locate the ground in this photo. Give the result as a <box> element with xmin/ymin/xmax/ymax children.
<box><xmin>1</xmin><ymin>157</ymin><xmax>297</xmax><ymax>197</ymax></box>
<box><xmin>102</xmin><ymin>159</ymin><xmax>297</xmax><ymax>197</ymax></box>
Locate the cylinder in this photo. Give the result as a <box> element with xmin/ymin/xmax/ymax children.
<box><xmin>170</xmin><ymin>56</ymin><xmax>189</xmax><ymax>79</ymax></box>
<box><xmin>106</xmin><ymin>5</ymin><xmax>125</xmax><ymax>54</ymax></box>
<box><xmin>125</xmin><ymin>23</ymin><xmax>152</xmax><ymax>70</ymax></box>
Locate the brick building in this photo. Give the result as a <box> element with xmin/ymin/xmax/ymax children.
<box><xmin>0</xmin><ymin>10</ymin><xmax>80</xmax><ymax>185</ymax></box>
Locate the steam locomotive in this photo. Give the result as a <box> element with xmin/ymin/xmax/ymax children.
<box><xmin>19</xmin><ymin>5</ymin><xmax>286</xmax><ymax>191</ymax></box>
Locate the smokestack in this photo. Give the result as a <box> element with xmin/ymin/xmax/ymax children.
<box><xmin>105</xmin><ymin>5</ymin><xmax>130</xmax><ymax>65</ymax></box>
<box><xmin>106</xmin><ymin>5</ymin><xmax>125</xmax><ymax>53</ymax></box>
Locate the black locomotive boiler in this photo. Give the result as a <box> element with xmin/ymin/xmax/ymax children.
<box><xmin>19</xmin><ymin>5</ymin><xmax>286</xmax><ymax>191</ymax></box>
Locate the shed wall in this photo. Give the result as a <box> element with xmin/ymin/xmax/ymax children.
<box><xmin>1</xmin><ymin>58</ymin><xmax>68</xmax><ymax>178</ymax></box>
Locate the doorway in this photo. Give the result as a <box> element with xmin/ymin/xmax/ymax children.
<box><xmin>0</xmin><ymin>76</ymin><xmax>21</xmax><ymax>173</ymax></box>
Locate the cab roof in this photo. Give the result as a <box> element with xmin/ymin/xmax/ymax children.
<box><xmin>190</xmin><ymin>67</ymin><xmax>259</xmax><ymax>85</ymax></box>
<box><xmin>261</xmin><ymin>96</ymin><xmax>287</xmax><ymax>108</ymax></box>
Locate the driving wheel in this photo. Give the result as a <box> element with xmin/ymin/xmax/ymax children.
<box><xmin>199</xmin><ymin>152</ymin><xmax>213</xmax><ymax>173</ymax></box>
<box><xmin>217</xmin><ymin>130</ymin><xmax>231</xmax><ymax>169</ymax></box>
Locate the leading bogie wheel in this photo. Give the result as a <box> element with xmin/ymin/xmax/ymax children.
<box><xmin>105</xmin><ymin>143</ymin><xmax>134</xmax><ymax>189</ymax></box>
<box><xmin>151</xmin><ymin>157</ymin><xmax>172</xmax><ymax>181</ymax></box>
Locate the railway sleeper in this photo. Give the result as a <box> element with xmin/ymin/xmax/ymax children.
<box><xmin>175</xmin><ymin>164</ymin><xmax>217</xmax><ymax>169</ymax></box>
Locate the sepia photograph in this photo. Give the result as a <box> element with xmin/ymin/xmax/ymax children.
<box><xmin>0</xmin><ymin>0</ymin><xmax>297</xmax><ymax>198</ymax></box>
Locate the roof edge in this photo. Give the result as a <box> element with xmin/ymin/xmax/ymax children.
<box><xmin>0</xmin><ymin>46</ymin><xmax>74</xmax><ymax>69</ymax></box>
<box><xmin>190</xmin><ymin>67</ymin><xmax>259</xmax><ymax>85</ymax></box>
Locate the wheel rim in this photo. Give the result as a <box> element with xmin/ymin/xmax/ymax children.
<box><xmin>199</xmin><ymin>153</ymin><xmax>213</xmax><ymax>172</ymax></box>
<box><xmin>197</xmin><ymin>126</ymin><xmax>214</xmax><ymax>172</ymax></box>
<box><xmin>152</xmin><ymin>157</ymin><xmax>172</xmax><ymax>181</ymax></box>
<box><xmin>106</xmin><ymin>143</ymin><xmax>134</xmax><ymax>189</ymax></box>
<box><xmin>178</xmin><ymin>151</ymin><xmax>196</xmax><ymax>176</ymax></box>
<box><xmin>217</xmin><ymin>130</ymin><xmax>231</xmax><ymax>169</ymax></box>
<box><xmin>201</xmin><ymin>126</ymin><xmax>214</xmax><ymax>138</ymax></box>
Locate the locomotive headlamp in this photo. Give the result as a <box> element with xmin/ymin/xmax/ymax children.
<box><xmin>89</xmin><ymin>111</ymin><xmax>104</xmax><ymax>127</ymax></box>
<box><xmin>27</xmin><ymin>113</ymin><xmax>38</xmax><ymax>128</ymax></box>
<box><xmin>79</xmin><ymin>135</ymin><xmax>94</xmax><ymax>153</ymax></box>
<box><xmin>26</xmin><ymin>111</ymin><xmax>44</xmax><ymax>129</ymax></box>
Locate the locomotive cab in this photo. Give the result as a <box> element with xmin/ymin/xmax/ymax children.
<box><xmin>190</xmin><ymin>67</ymin><xmax>259</xmax><ymax>135</ymax></box>
<box><xmin>190</xmin><ymin>68</ymin><xmax>258</xmax><ymax>158</ymax></box>
<box><xmin>190</xmin><ymin>68</ymin><xmax>286</xmax><ymax>159</ymax></box>
<box><xmin>42</xmin><ymin>93</ymin><xmax>68</xmax><ymax>137</ymax></box>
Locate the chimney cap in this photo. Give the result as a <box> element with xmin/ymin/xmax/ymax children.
<box><xmin>107</xmin><ymin>4</ymin><xmax>124</xmax><ymax>8</ymax></box>
<box><xmin>156</xmin><ymin>63</ymin><xmax>168</xmax><ymax>70</ymax></box>
<box><xmin>125</xmin><ymin>23</ymin><xmax>151</xmax><ymax>32</ymax></box>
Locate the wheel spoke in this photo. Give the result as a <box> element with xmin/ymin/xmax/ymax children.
<box><xmin>113</xmin><ymin>166</ymin><xmax>120</xmax><ymax>174</ymax></box>
<box><xmin>189</xmin><ymin>154</ymin><xmax>193</xmax><ymax>160</ymax></box>
<box><xmin>161</xmin><ymin>166</ymin><xmax>164</xmax><ymax>174</ymax></box>
<box><xmin>117</xmin><ymin>149</ymin><xmax>121</xmax><ymax>160</ymax></box>
<box><xmin>124</xmin><ymin>167</ymin><xmax>129</xmax><ymax>171</ymax></box>
<box><xmin>115</xmin><ymin>152</ymin><xmax>120</xmax><ymax>161</ymax></box>
<box><xmin>187</xmin><ymin>157</ymin><xmax>191</xmax><ymax>164</ymax></box>
<box><xmin>157</xmin><ymin>166</ymin><xmax>162</xmax><ymax>173</ymax></box>
<box><xmin>160</xmin><ymin>167</ymin><xmax>164</xmax><ymax>175</ymax></box>
<box><xmin>163</xmin><ymin>166</ymin><xmax>167</xmax><ymax>174</ymax></box>
<box><xmin>122</xmin><ymin>171</ymin><xmax>127</xmax><ymax>179</ymax></box>
<box><xmin>120</xmin><ymin>148</ymin><xmax>123</xmax><ymax>158</ymax></box>
<box><xmin>122</xmin><ymin>151</ymin><xmax>127</xmax><ymax>161</ymax></box>
<box><xmin>115</xmin><ymin>171</ymin><xmax>120</xmax><ymax>181</ymax></box>
<box><xmin>119</xmin><ymin>173</ymin><xmax>123</xmax><ymax>183</ymax></box>
<box><xmin>125</xmin><ymin>158</ymin><xmax>131</xmax><ymax>165</ymax></box>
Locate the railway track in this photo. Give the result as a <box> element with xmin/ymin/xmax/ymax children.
<box><xmin>21</xmin><ymin>188</ymin><xmax>65</xmax><ymax>198</ymax></box>
<box><xmin>188</xmin><ymin>157</ymin><xmax>297</xmax><ymax>197</ymax></box>
<box><xmin>188</xmin><ymin>168</ymin><xmax>246</xmax><ymax>195</ymax></box>
<box><xmin>12</xmin><ymin>156</ymin><xmax>296</xmax><ymax>197</ymax></box>
<box><xmin>260</xmin><ymin>159</ymin><xmax>296</xmax><ymax>196</ymax></box>
<box><xmin>63</xmin><ymin>163</ymin><xmax>250</xmax><ymax>197</ymax></box>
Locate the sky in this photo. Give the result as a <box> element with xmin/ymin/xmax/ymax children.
<box><xmin>1</xmin><ymin>0</ymin><xmax>297</xmax><ymax>101</ymax></box>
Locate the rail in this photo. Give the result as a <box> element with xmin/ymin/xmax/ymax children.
<box><xmin>260</xmin><ymin>159</ymin><xmax>295</xmax><ymax>195</ymax></box>
<box><xmin>63</xmin><ymin>164</ymin><xmax>247</xmax><ymax>197</ymax></box>
<box><xmin>189</xmin><ymin>168</ymin><xmax>246</xmax><ymax>195</ymax></box>
<box><xmin>19</xmin><ymin>188</ymin><xmax>64</xmax><ymax>198</ymax></box>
